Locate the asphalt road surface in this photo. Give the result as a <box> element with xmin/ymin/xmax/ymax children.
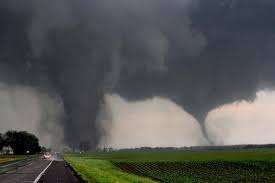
<box><xmin>0</xmin><ymin>159</ymin><xmax>50</xmax><ymax>183</ymax></box>
<box><xmin>38</xmin><ymin>161</ymin><xmax>79</xmax><ymax>183</ymax></box>
<box><xmin>0</xmin><ymin>158</ymin><xmax>80</xmax><ymax>183</ymax></box>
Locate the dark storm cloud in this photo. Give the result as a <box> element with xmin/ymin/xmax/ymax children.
<box><xmin>114</xmin><ymin>0</ymin><xmax>275</xmax><ymax>141</ymax></box>
<box><xmin>0</xmin><ymin>0</ymin><xmax>275</xmax><ymax>148</ymax></box>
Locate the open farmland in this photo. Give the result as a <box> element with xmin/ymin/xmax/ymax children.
<box><xmin>65</xmin><ymin>148</ymin><xmax>275</xmax><ymax>183</ymax></box>
<box><xmin>114</xmin><ymin>161</ymin><xmax>275</xmax><ymax>182</ymax></box>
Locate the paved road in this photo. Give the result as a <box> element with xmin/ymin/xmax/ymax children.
<box><xmin>38</xmin><ymin>161</ymin><xmax>79</xmax><ymax>183</ymax></box>
<box><xmin>0</xmin><ymin>158</ymin><xmax>80</xmax><ymax>183</ymax></box>
<box><xmin>0</xmin><ymin>159</ymin><xmax>50</xmax><ymax>183</ymax></box>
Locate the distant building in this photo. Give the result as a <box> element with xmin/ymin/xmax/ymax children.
<box><xmin>1</xmin><ymin>146</ymin><xmax>14</xmax><ymax>155</ymax></box>
<box><xmin>79</xmin><ymin>141</ymin><xmax>90</xmax><ymax>152</ymax></box>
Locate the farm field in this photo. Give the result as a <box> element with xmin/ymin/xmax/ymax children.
<box><xmin>65</xmin><ymin>148</ymin><xmax>275</xmax><ymax>183</ymax></box>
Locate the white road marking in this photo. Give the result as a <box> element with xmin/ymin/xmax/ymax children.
<box><xmin>33</xmin><ymin>160</ymin><xmax>53</xmax><ymax>183</ymax></box>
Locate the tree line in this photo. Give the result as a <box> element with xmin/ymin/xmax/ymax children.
<box><xmin>0</xmin><ymin>131</ymin><xmax>41</xmax><ymax>155</ymax></box>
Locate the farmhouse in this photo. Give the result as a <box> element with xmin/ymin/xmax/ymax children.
<box><xmin>0</xmin><ymin>146</ymin><xmax>14</xmax><ymax>155</ymax></box>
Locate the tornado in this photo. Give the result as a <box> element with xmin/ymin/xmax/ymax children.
<box><xmin>0</xmin><ymin>0</ymin><xmax>275</xmax><ymax>149</ymax></box>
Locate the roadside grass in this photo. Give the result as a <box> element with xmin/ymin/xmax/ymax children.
<box><xmin>64</xmin><ymin>155</ymin><xmax>156</xmax><ymax>183</ymax></box>
<box><xmin>0</xmin><ymin>155</ymin><xmax>27</xmax><ymax>164</ymax></box>
<box><xmin>65</xmin><ymin>148</ymin><xmax>275</xmax><ymax>183</ymax></box>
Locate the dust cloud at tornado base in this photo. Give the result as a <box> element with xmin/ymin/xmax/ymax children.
<box><xmin>0</xmin><ymin>83</ymin><xmax>64</xmax><ymax>150</ymax></box>
<box><xmin>98</xmin><ymin>95</ymin><xmax>208</xmax><ymax>149</ymax></box>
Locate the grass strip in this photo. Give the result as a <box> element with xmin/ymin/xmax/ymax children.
<box><xmin>64</xmin><ymin>155</ymin><xmax>156</xmax><ymax>183</ymax></box>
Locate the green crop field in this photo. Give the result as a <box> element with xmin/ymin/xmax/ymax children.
<box><xmin>65</xmin><ymin>148</ymin><xmax>275</xmax><ymax>183</ymax></box>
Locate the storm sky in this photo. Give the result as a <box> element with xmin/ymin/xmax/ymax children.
<box><xmin>0</xmin><ymin>0</ymin><xmax>275</xmax><ymax>149</ymax></box>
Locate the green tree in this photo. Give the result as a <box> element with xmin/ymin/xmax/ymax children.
<box><xmin>4</xmin><ymin>131</ymin><xmax>41</xmax><ymax>155</ymax></box>
<box><xmin>0</xmin><ymin>133</ymin><xmax>4</xmax><ymax>151</ymax></box>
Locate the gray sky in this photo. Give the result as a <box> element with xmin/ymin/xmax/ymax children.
<box><xmin>99</xmin><ymin>90</ymin><xmax>275</xmax><ymax>148</ymax></box>
<box><xmin>206</xmin><ymin>90</ymin><xmax>275</xmax><ymax>145</ymax></box>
